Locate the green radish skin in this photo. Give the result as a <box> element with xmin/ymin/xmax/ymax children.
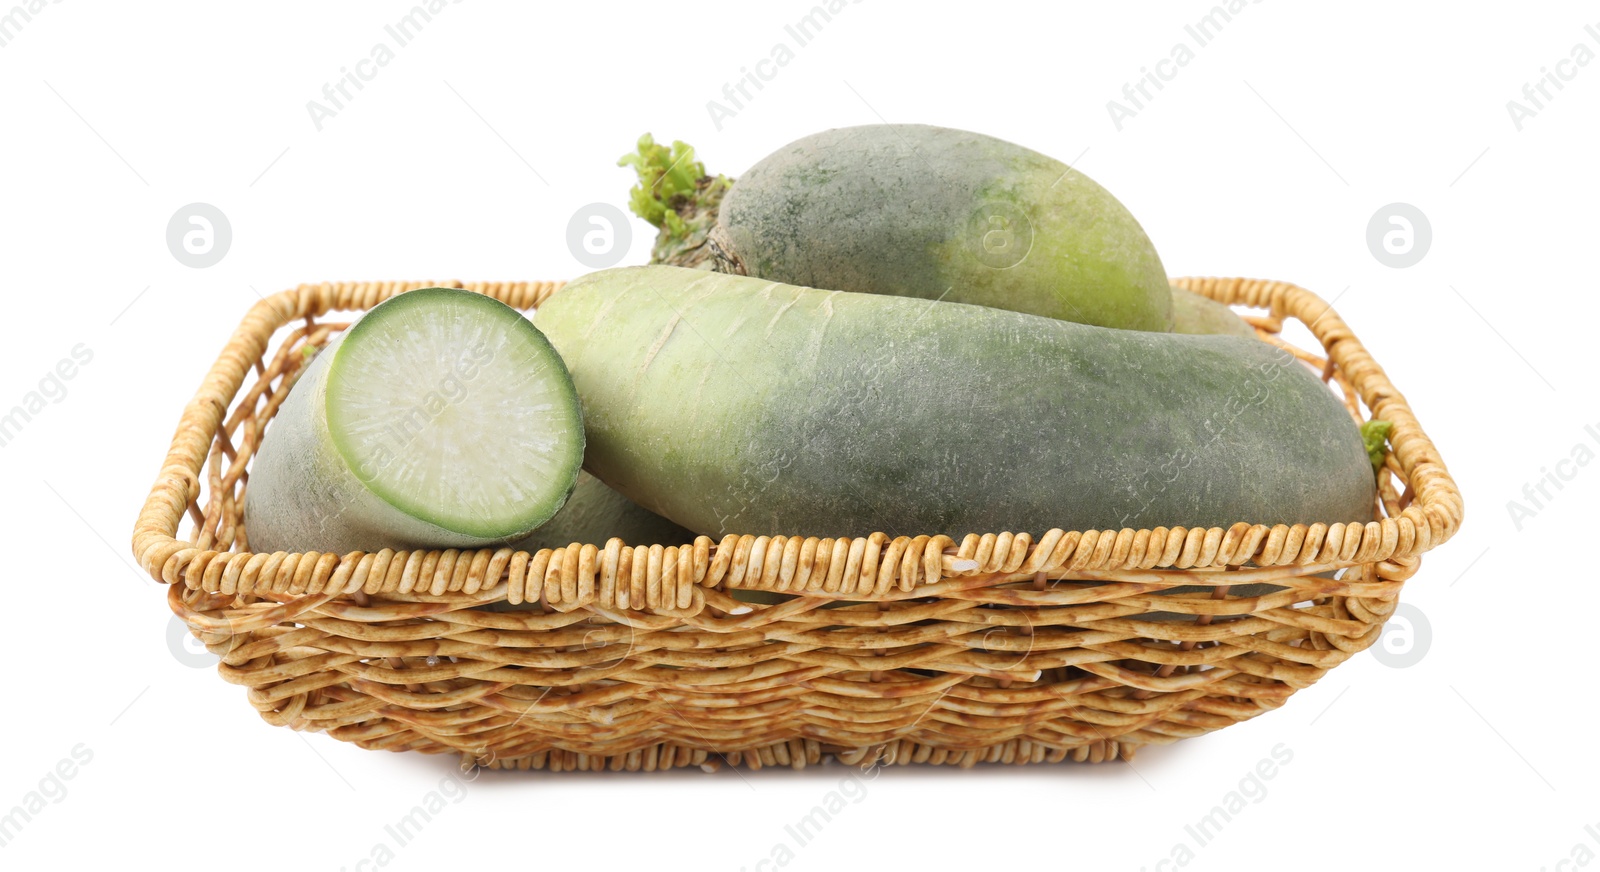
<box><xmin>509</xmin><ymin>471</ymin><xmax>696</xmax><ymax>551</ymax></box>
<box><xmin>533</xmin><ymin>266</ymin><xmax>1375</xmax><ymax>540</ymax></box>
<box><xmin>1171</xmin><ymin>287</ymin><xmax>1255</xmax><ymax>338</ymax></box>
<box><xmin>244</xmin><ymin>288</ymin><xmax>585</xmax><ymax>555</ymax></box>
<box><xmin>702</xmin><ymin>124</ymin><xmax>1173</xmax><ymax>332</ymax></box>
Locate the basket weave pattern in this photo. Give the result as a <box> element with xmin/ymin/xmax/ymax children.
<box><xmin>133</xmin><ymin>277</ymin><xmax>1461</xmax><ymax>771</ymax></box>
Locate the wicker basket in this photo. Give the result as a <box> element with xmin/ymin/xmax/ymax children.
<box><xmin>133</xmin><ymin>276</ymin><xmax>1462</xmax><ymax>772</ymax></box>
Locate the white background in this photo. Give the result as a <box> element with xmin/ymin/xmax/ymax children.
<box><xmin>1</xmin><ymin>2</ymin><xmax>1595</xmax><ymax>870</ymax></box>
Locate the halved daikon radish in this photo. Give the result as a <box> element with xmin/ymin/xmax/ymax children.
<box><xmin>243</xmin><ymin>287</ymin><xmax>584</xmax><ymax>555</ymax></box>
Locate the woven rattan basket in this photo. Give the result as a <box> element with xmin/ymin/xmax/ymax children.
<box><xmin>133</xmin><ymin>276</ymin><xmax>1462</xmax><ymax>772</ymax></box>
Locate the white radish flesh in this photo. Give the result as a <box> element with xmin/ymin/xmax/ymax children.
<box><xmin>244</xmin><ymin>287</ymin><xmax>584</xmax><ymax>554</ymax></box>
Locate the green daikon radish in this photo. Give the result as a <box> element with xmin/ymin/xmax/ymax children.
<box><xmin>244</xmin><ymin>288</ymin><xmax>584</xmax><ymax>554</ymax></box>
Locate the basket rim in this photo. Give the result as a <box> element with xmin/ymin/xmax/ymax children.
<box><xmin>131</xmin><ymin>276</ymin><xmax>1462</xmax><ymax>608</ymax></box>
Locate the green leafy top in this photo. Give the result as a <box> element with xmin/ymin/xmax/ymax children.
<box><xmin>1361</xmin><ymin>419</ymin><xmax>1392</xmax><ymax>474</ymax></box>
<box><xmin>619</xmin><ymin>135</ymin><xmax>722</xmax><ymax>233</ymax></box>
<box><xmin>618</xmin><ymin>134</ymin><xmax>733</xmax><ymax>267</ymax></box>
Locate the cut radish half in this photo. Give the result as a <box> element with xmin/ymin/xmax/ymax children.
<box><xmin>244</xmin><ymin>287</ymin><xmax>584</xmax><ymax>554</ymax></box>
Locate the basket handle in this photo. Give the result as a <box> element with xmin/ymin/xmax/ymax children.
<box><xmin>1174</xmin><ymin>277</ymin><xmax>1464</xmax><ymax>561</ymax></box>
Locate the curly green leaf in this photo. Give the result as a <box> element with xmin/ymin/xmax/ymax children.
<box><xmin>1361</xmin><ymin>419</ymin><xmax>1392</xmax><ymax>474</ymax></box>
<box><xmin>618</xmin><ymin>133</ymin><xmax>733</xmax><ymax>268</ymax></box>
